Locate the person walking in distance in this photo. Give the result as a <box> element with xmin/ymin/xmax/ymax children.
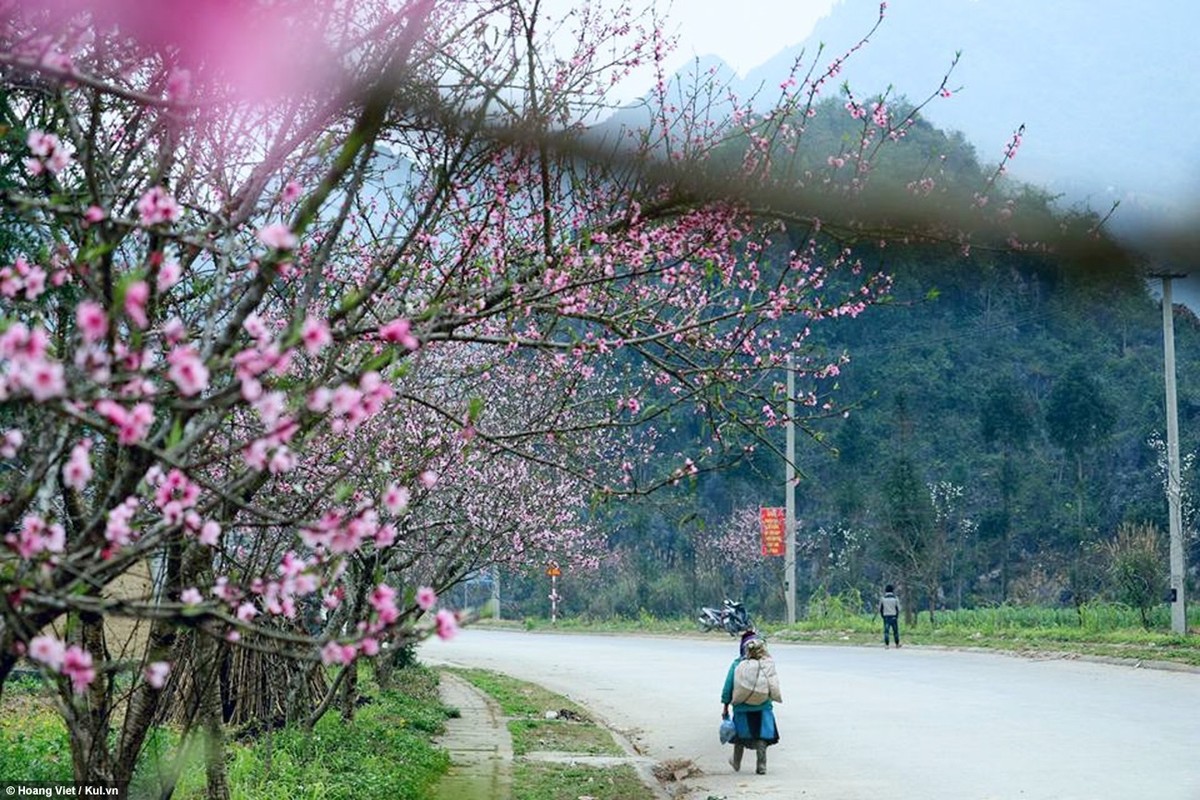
<box><xmin>880</xmin><ymin>584</ymin><xmax>901</xmax><ymax>647</ymax></box>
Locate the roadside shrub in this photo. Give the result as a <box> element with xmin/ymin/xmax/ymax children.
<box><xmin>1106</xmin><ymin>522</ymin><xmax>1166</xmax><ymax>629</ymax></box>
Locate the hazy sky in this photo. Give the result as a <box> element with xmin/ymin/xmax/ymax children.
<box><xmin>655</xmin><ymin>0</ymin><xmax>836</xmax><ymax>76</ymax></box>
<box><xmin>542</xmin><ymin>0</ymin><xmax>838</xmax><ymax>103</ymax></box>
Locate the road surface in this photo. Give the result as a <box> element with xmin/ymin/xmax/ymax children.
<box><xmin>422</xmin><ymin>629</ymin><xmax>1200</xmax><ymax>800</ymax></box>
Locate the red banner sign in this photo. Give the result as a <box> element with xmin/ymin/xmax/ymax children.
<box><xmin>759</xmin><ymin>507</ymin><xmax>786</xmax><ymax>557</ymax></box>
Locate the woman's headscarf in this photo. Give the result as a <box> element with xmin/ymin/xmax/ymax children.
<box><xmin>744</xmin><ymin>639</ymin><xmax>767</xmax><ymax>659</ymax></box>
<box><xmin>739</xmin><ymin>629</ymin><xmax>762</xmax><ymax>657</ymax></box>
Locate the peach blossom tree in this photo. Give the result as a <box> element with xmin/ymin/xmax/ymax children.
<box><xmin>0</xmin><ymin>0</ymin><xmax>991</xmax><ymax>787</ymax></box>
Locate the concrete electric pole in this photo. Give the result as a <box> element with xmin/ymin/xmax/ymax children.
<box><xmin>1158</xmin><ymin>274</ymin><xmax>1188</xmax><ymax>635</ymax></box>
<box><xmin>785</xmin><ymin>354</ymin><xmax>797</xmax><ymax>626</ymax></box>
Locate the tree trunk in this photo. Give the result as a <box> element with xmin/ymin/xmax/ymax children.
<box><xmin>1075</xmin><ymin>452</ymin><xmax>1086</xmax><ymax>531</ymax></box>
<box><xmin>285</xmin><ymin>659</ymin><xmax>314</xmax><ymax>725</ymax></box>
<box><xmin>71</xmin><ymin>611</ymin><xmax>115</xmax><ymax>783</ymax></box>
<box><xmin>901</xmin><ymin>583</ymin><xmax>916</xmax><ymax>627</ymax></box>
<box><xmin>115</xmin><ymin>546</ymin><xmax>183</xmax><ymax>784</ymax></box>
<box><xmin>339</xmin><ymin>659</ymin><xmax>358</xmax><ymax>723</ymax></box>
<box><xmin>198</xmin><ymin>635</ymin><xmax>231</xmax><ymax>800</ymax></box>
<box><xmin>305</xmin><ymin>664</ymin><xmax>349</xmax><ymax>731</ymax></box>
<box><xmin>375</xmin><ymin>646</ymin><xmax>394</xmax><ymax>691</ymax></box>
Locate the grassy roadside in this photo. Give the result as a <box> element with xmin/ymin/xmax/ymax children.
<box><xmin>479</xmin><ymin>602</ymin><xmax>1200</xmax><ymax>669</ymax></box>
<box><xmin>447</xmin><ymin>667</ymin><xmax>656</xmax><ymax>800</ymax></box>
<box><xmin>1</xmin><ymin>665</ymin><xmax>453</xmax><ymax>799</ymax></box>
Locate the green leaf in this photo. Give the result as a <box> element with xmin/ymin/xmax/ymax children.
<box><xmin>338</xmin><ymin>289</ymin><xmax>365</xmax><ymax>314</ymax></box>
<box><xmin>467</xmin><ymin>396</ymin><xmax>485</xmax><ymax>423</ymax></box>
<box><xmin>165</xmin><ymin>416</ymin><xmax>184</xmax><ymax>449</ymax></box>
<box><xmin>361</xmin><ymin>350</ymin><xmax>394</xmax><ymax>374</ymax></box>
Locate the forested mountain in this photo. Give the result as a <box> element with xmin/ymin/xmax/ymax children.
<box><xmin>507</xmin><ymin>94</ymin><xmax>1200</xmax><ymax>622</ymax></box>
<box><xmin>742</xmin><ymin>0</ymin><xmax>1200</xmax><ymax>223</ymax></box>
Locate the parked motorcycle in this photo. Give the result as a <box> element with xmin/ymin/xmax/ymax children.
<box><xmin>698</xmin><ymin>598</ymin><xmax>753</xmax><ymax>636</ymax></box>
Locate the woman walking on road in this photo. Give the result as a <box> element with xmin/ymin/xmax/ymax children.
<box><xmin>720</xmin><ymin>635</ymin><xmax>782</xmax><ymax>775</ymax></box>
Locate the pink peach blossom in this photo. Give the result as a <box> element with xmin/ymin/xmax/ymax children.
<box><xmin>257</xmin><ymin>223</ymin><xmax>298</xmax><ymax>250</ymax></box>
<box><xmin>301</xmin><ymin>315</ymin><xmax>331</xmax><ymax>354</ymax></box>
<box><xmin>62</xmin><ymin>439</ymin><xmax>93</xmax><ymax>490</ymax></box>
<box><xmin>1</xmin><ymin>429</ymin><xmax>24</xmax><ymax>458</ymax></box>
<box><xmin>198</xmin><ymin>520</ymin><xmax>221</xmax><ymax>547</ymax></box>
<box><xmin>379</xmin><ymin>317</ymin><xmax>419</xmax><ymax>350</ymax></box>
<box><xmin>124</xmin><ymin>280</ymin><xmax>150</xmax><ymax>328</ymax></box>
<box><xmin>281</xmin><ymin>181</ymin><xmax>303</xmax><ymax>204</ymax></box>
<box><xmin>166</xmin><ymin>345</ymin><xmax>209</xmax><ymax>396</ymax></box>
<box><xmin>382</xmin><ymin>483</ymin><xmax>410</xmax><ymax>515</ymax></box>
<box><xmin>416</xmin><ymin>586</ymin><xmax>437</xmax><ymax>611</ymax></box>
<box><xmin>137</xmin><ymin>186</ymin><xmax>181</xmax><ymax>226</ymax></box>
<box><xmin>62</xmin><ymin>645</ymin><xmax>95</xmax><ymax>694</ymax></box>
<box><xmin>29</xmin><ymin>635</ymin><xmax>65</xmax><ymax>671</ymax></box>
<box><xmin>435</xmin><ymin>609</ymin><xmax>459</xmax><ymax>640</ymax></box>
<box><xmin>156</xmin><ymin>260</ymin><xmax>182</xmax><ymax>291</ymax></box>
<box><xmin>144</xmin><ymin>661</ymin><xmax>171</xmax><ymax>689</ymax></box>
<box><xmin>76</xmin><ymin>300</ymin><xmax>108</xmax><ymax>344</ymax></box>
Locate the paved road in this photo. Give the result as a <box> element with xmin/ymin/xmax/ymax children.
<box><xmin>422</xmin><ymin>629</ymin><xmax>1200</xmax><ymax>800</ymax></box>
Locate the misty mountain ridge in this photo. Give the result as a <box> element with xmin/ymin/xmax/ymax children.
<box><xmin>614</xmin><ymin>0</ymin><xmax>1200</xmax><ymax>235</ymax></box>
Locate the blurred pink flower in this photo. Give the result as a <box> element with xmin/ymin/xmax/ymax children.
<box><xmin>62</xmin><ymin>645</ymin><xmax>95</xmax><ymax>694</ymax></box>
<box><xmin>137</xmin><ymin>186</ymin><xmax>181</xmax><ymax>226</ymax></box>
<box><xmin>379</xmin><ymin>317</ymin><xmax>419</xmax><ymax>350</ymax></box>
<box><xmin>435</xmin><ymin>609</ymin><xmax>458</xmax><ymax>640</ymax></box>
<box><xmin>257</xmin><ymin>223</ymin><xmax>298</xmax><ymax>250</ymax></box>
<box><xmin>144</xmin><ymin>661</ymin><xmax>170</xmax><ymax>689</ymax></box>
<box><xmin>281</xmin><ymin>181</ymin><xmax>303</xmax><ymax>204</ymax></box>
<box><xmin>1</xmin><ymin>429</ymin><xmax>24</xmax><ymax>458</ymax></box>
<box><xmin>124</xmin><ymin>280</ymin><xmax>149</xmax><ymax>328</ymax></box>
<box><xmin>301</xmin><ymin>315</ymin><xmax>331</xmax><ymax>354</ymax></box>
<box><xmin>29</xmin><ymin>635</ymin><xmax>66</xmax><ymax>671</ymax></box>
<box><xmin>76</xmin><ymin>300</ymin><xmax>108</xmax><ymax>344</ymax></box>
<box><xmin>156</xmin><ymin>260</ymin><xmax>182</xmax><ymax>292</ymax></box>
<box><xmin>383</xmin><ymin>483</ymin><xmax>410</xmax><ymax>515</ymax></box>
<box><xmin>166</xmin><ymin>345</ymin><xmax>209</xmax><ymax>396</ymax></box>
<box><xmin>62</xmin><ymin>439</ymin><xmax>93</xmax><ymax>490</ymax></box>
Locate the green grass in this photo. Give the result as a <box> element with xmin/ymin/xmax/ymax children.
<box><xmin>765</xmin><ymin>602</ymin><xmax>1200</xmax><ymax>666</ymax></box>
<box><xmin>448</xmin><ymin>667</ymin><xmax>620</xmax><ymax>756</ymax></box>
<box><xmin>0</xmin><ymin>693</ymin><xmax>71</xmax><ymax>782</ymax></box>
<box><xmin>449</xmin><ymin>668</ymin><xmax>650</xmax><ymax>799</ymax></box>
<box><xmin>507</xmin><ymin>718</ymin><xmax>622</xmax><ymax>757</ymax></box>
<box><xmin>499</xmin><ymin>614</ymin><xmax>698</xmax><ymax>636</ymax></box>
<box><xmin>512</xmin><ymin>763</ymin><xmax>653</xmax><ymax>800</ymax></box>
<box><xmin>1</xmin><ymin>665</ymin><xmax>454</xmax><ymax>800</ymax></box>
<box><xmin>446</xmin><ymin>668</ymin><xmax>589</xmax><ymax>719</ymax></box>
<box><xmin>211</xmin><ymin>666</ymin><xmax>452</xmax><ymax>800</ymax></box>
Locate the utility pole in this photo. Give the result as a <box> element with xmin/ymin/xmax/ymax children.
<box><xmin>785</xmin><ymin>354</ymin><xmax>797</xmax><ymax>626</ymax></box>
<box><xmin>1158</xmin><ymin>274</ymin><xmax>1188</xmax><ymax>635</ymax></box>
<box><xmin>492</xmin><ymin>564</ymin><xmax>501</xmax><ymax>620</ymax></box>
<box><xmin>547</xmin><ymin>562</ymin><xmax>561</xmax><ymax>624</ymax></box>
